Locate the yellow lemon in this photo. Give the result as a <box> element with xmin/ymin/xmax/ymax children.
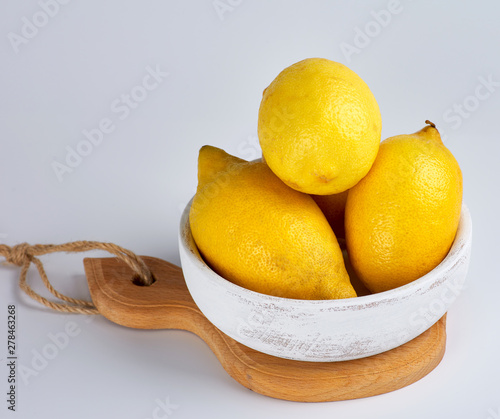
<box><xmin>189</xmin><ymin>146</ymin><xmax>356</xmax><ymax>300</ymax></box>
<box><xmin>258</xmin><ymin>58</ymin><xmax>382</xmax><ymax>195</ymax></box>
<box><xmin>345</xmin><ymin>122</ymin><xmax>463</xmax><ymax>293</ymax></box>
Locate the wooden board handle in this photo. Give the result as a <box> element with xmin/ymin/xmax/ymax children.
<box><xmin>84</xmin><ymin>256</ymin><xmax>447</xmax><ymax>402</ymax></box>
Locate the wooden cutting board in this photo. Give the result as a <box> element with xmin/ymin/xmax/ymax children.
<box><xmin>83</xmin><ymin>255</ymin><xmax>447</xmax><ymax>403</ymax></box>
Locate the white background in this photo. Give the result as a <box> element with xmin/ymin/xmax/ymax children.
<box><xmin>1</xmin><ymin>1</ymin><xmax>499</xmax><ymax>418</ymax></box>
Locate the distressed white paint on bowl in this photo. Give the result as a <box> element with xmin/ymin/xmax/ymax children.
<box><xmin>178</xmin><ymin>200</ymin><xmax>472</xmax><ymax>362</ymax></box>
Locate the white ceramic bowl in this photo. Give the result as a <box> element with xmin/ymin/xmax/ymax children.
<box><xmin>179</xmin><ymin>201</ymin><xmax>472</xmax><ymax>362</ymax></box>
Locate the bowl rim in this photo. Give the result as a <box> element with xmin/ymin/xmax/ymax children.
<box><xmin>179</xmin><ymin>199</ymin><xmax>472</xmax><ymax>308</ymax></box>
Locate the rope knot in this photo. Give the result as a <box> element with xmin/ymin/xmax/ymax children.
<box><xmin>1</xmin><ymin>240</ymin><xmax>153</xmax><ymax>314</ymax></box>
<box><xmin>5</xmin><ymin>242</ymin><xmax>32</xmax><ymax>266</ymax></box>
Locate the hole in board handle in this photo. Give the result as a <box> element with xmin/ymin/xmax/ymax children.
<box><xmin>131</xmin><ymin>274</ymin><xmax>157</xmax><ymax>287</ymax></box>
